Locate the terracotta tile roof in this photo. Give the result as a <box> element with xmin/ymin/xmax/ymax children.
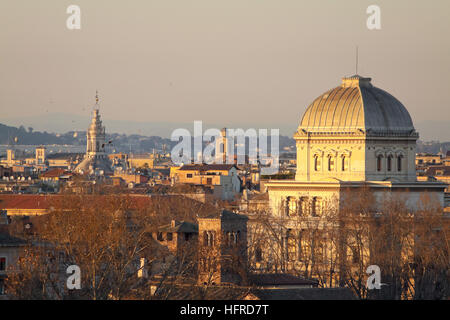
<box><xmin>40</xmin><ymin>168</ymin><xmax>72</xmax><ymax>178</ymax></box>
<box><xmin>0</xmin><ymin>194</ymin><xmax>205</xmax><ymax>212</ymax></box>
<box><xmin>0</xmin><ymin>194</ymin><xmax>54</xmax><ymax>210</ymax></box>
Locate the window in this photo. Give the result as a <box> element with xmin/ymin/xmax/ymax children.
<box><xmin>184</xmin><ymin>233</ymin><xmax>190</xmax><ymax>241</ymax></box>
<box><xmin>0</xmin><ymin>257</ymin><xmax>6</xmax><ymax>271</ymax></box>
<box><xmin>377</xmin><ymin>155</ymin><xmax>383</xmax><ymax>172</ymax></box>
<box><xmin>351</xmin><ymin>247</ymin><xmax>360</xmax><ymax>264</ymax></box>
<box><xmin>166</xmin><ymin>233</ymin><xmax>173</xmax><ymax>241</ymax></box>
<box><xmin>203</xmin><ymin>231</ymin><xmax>214</xmax><ymax>246</ymax></box>
<box><xmin>287</xmin><ymin>197</ymin><xmax>297</xmax><ymax>216</ymax></box>
<box><xmin>328</xmin><ymin>156</ymin><xmax>334</xmax><ymax>171</ymax></box>
<box><xmin>311</xmin><ymin>197</ymin><xmax>321</xmax><ymax>217</ymax></box>
<box><xmin>255</xmin><ymin>247</ymin><xmax>262</xmax><ymax>262</ymax></box>
<box><xmin>0</xmin><ymin>279</ymin><xmax>4</xmax><ymax>295</ymax></box>
<box><xmin>341</xmin><ymin>156</ymin><xmax>349</xmax><ymax>171</ymax></box>
<box><xmin>297</xmin><ymin>230</ymin><xmax>304</xmax><ymax>261</ymax></box>
<box><xmin>284</xmin><ymin>197</ymin><xmax>290</xmax><ymax>216</ymax></box>
<box><xmin>314</xmin><ymin>155</ymin><xmax>321</xmax><ymax>171</ymax></box>
<box><xmin>186</xmin><ymin>173</ymin><xmax>193</xmax><ymax>178</ymax></box>
<box><xmin>387</xmin><ymin>156</ymin><xmax>393</xmax><ymax>172</ymax></box>
<box><xmin>157</xmin><ymin>232</ymin><xmax>164</xmax><ymax>241</ymax></box>
<box><xmin>206</xmin><ymin>178</ymin><xmax>212</xmax><ymax>185</ymax></box>
<box><xmin>397</xmin><ymin>156</ymin><xmax>403</xmax><ymax>172</ymax></box>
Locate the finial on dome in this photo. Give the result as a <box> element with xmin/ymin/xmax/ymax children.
<box><xmin>95</xmin><ymin>90</ymin><xmax>99</xmax><ymax>105</ymax></box>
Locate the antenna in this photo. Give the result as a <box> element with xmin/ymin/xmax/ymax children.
<box><xmin>355</xmin><ymin>46</ymin><xmax>359</xmax><ymax>75</ymax></box>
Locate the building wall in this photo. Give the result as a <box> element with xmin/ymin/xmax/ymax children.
<box><xmin>294</xmin><ymin>134</ymin><xmax>417</xmax><ymax>183</ymax></box>
<box><xmin>295</xmin><ymin>134</ymin><xmax>367</xmax><ymax>182</ymax></box>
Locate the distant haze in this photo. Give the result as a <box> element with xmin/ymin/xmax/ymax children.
<box><xmin>1</xmin><ymin>0</ymin><xmax>449</xmax><ymax>141</ymax></box>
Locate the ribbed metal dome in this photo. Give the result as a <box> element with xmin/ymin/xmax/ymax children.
<box><xmin>299</xmin><ymin>75</ymin><xmax>415</xmax><ymax>134</ymax></box>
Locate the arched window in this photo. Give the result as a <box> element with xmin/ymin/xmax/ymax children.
<box><xmin>284</xmin><ymin>197</ymin><xmax>289</xmax><ymax>216</ymax></box>
<box><xmin>289</xmin><ymin>197</ymin><xmax>297</xmax><ymax>215</ymax></box>
<box><xmin>397</xmin><ymin>156</ymin><xmax>403</xmax><ymax>172</ymax></box>
<box><xmin>314</xmin><ymin>155</ymin><xmax>321</xmax><ymax>171</ymax></box>
<box><xmin>377</xmin><ymin>155</ymin><xmax>383</xmax><ymax>172</ymax></box>
<box><xmin>203</xmin><ymin>231</ymin><xmax>209</xmax><ymax>246</ymax></box>
<box><xmin>203</xmin><ymin>231</ymin><xmax>214</xmax><ymax>246</ymax></box>
<box><xmin>297</xmin><ymin>230</ymin><xmax>304</xmax><ymax>261</ymax></box>
<box><xmin>298</xmin><ymin>197</ymin><xmax>306</xmax><ymax>215</ymax></box>
<box><xmin>328</xmin><ymin>156</ymin><xmax>334</xmax><ymax>171</ymax></box>
<box><xmin>387</xmin><ymin>155</ymin><xmax>393</xmax><ymax>172</ymax></box>
<box><xmin>311</xmin><ymin>197</ymin><xmax>321</xmax><ymax>217</ymax></box>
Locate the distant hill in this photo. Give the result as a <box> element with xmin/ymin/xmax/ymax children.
<box><xmin>0</xmin><ymin>123</ymin><xmax>80</xmax><ymax>145</ymax></box>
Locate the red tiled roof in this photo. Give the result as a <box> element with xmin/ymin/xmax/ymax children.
<box><xmin>40</xmin><ymin>168</ymin><xmax>72</xmax><ymax>178</ymax></box>
<box><xmin>0</xmin><ymin>194</ymin><xmax>205</xmax><ymax>211</ymax></box>
<box><xmin>0</xmin><ymin>194</ymin><xmax>54</xmax><ymax>210</ymax></box>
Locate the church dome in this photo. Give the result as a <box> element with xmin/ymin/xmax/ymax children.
<box><xmin>299</xmin><ymin>75</ymin><xmax>416</xmax><ymax>135</ymax></box>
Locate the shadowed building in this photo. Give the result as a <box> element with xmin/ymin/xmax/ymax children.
<box><xmin>197</xmin><ymin>210</ymin><xmax>248</xmax><ymax>286</ymax></box>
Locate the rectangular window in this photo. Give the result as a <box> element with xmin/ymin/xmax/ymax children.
<box><xmin>186</xmin><ymin>174</ymin><xmax>193</xmax><ymax>178</ymax></box>
<box><xmin>0</xmin><ymin>257</ymin><xmax>6</xmax><ymax>271</ymax></box>
<box><xmin>166</xmin><ymin>233</ymin><xmax>173</xmax><ymax>241</ymax></box>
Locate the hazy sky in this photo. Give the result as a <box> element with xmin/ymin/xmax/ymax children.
<box><xmin>0</xmin><ymin>0</ymin><xmax>449</xmax><ymax>139</ymax></box>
